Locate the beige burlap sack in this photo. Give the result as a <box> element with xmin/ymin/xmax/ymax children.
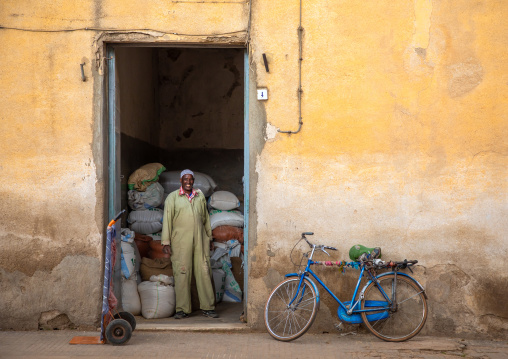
<box><xmin>140</xmin><ymin>257</ymin><xmax>173</xmax><ymax>282</ymax></box>
<box><xmin>128</xmin><ymin>163</ymin><xmax>166</xmax><ymax>192</ymax></box>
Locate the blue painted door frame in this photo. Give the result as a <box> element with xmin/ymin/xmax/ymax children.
<box><xmin>107</xmin><ymin>45</ymin><xmax>250</xmax><ymax>311</ymax></box>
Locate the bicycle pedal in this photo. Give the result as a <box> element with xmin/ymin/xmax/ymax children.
<box><xmin>334</xmin><ymin>322</ymin><xmax>344</xmax><ymax>331</ymax></box>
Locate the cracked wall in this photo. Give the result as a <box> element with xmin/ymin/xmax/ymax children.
<box><xmin>247</xmin><ymin>0</ymin><xmax>508</xmax><ymax>338</ymax></box>
<box><xmin>0</xmin><ymin>0</ymin><xmax>248</xmax><ymax>330</ymax></box>
<box><xmin>0</xmin><ymin>0</ymin><xmax>506</xmax><ymax>337</ymax></box>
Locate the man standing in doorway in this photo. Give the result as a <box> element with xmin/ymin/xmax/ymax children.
<box><xmin>161</xmin><ymin>169</ymin><xmax>218</xmax><ymax>319</ymax></box>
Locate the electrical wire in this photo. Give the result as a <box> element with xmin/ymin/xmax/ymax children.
<box><xmin>278</xmin><ymin>0</ymin><xmax>303</xmax><ymax>134</ymax></box>
<box><xmin>290</xmin><ymin>237</ymin><xmax>310</xmax><ymax>269</ymax></box>
<box><xmin>0</xmin><ymin>25</ymin><xmax>247</xmax><ymax>37</ymax></box>
<box><xmin>172</xmin><ymin>1</ymin><xmax>245</xmax><ymax>3</ymax></box>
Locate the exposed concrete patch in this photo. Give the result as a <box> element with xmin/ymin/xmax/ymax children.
<box><xmin>38</xmin><ymin>310</ymin><xmax>74</xmax><ymax>330</ymax></box>
<box><xmin>0</xmin><ymin>255</ymin><xmax>101</xmax><ymax>330</ymax></box>
<box><xmin>0</xmin><ymin>233</ymin><xmax>99</xmax><ymax>276</ymax></box>
<box><xmin>266</xmin><ymin>244</ymin><xmax>279</xmax><ymax>257</ymax></box>
<box><xmin>406</xmin><ymin>0</ymin><xmax>433</xmax><ymax>73</ymax></box>
<box><xmin>262</xmin><ymin>268</ymin><xmax>283</xmax><ymax>289</ymax></box>
<box><xmin>448</xmin><ymin>61</ymin><xmax>484</xmax><ymax>98</ymax></box>
<box><xmin>473</xmin><ymin>275</ymin><xmax>508</xmax><ymax>318</ymax></box>
<box><xmin>423</xmin><ymin>264</ymin><xmax>508</xmax><ymax>338</ymax></box>
<box><xmin>415</xmin><ymin>47</ymin><xmax>427</xmax><ymax>59</ymax></box>
<box><xmin>413</xmin><ymin>0</ymin><xmax>432</xmax><ymax>50</ymax></box>
<box><xmin>265</xmin><ymin>122</ymin><xmax>278</xmax><ymax>141</ymax></box>
<box><xmin>478</xmin><ymin>314</ymin><xmax>508</xmax><ymax>338</ymax></box>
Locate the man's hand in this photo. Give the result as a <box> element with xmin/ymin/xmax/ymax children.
<box><xmin>162</xmin><ymin>245</ymin><xmax>172</xmax><ymax>256</ymax></box>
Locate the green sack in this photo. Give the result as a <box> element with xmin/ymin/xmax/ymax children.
<box><xmin>349</xmin><ymin>244</ymin><xmax>382</xmax><ymax>261</ymax></box>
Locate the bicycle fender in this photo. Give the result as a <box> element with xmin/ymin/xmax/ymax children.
<box><xmin>360</xmin><ymin>272</ymin><xmax>428</xmax><ymax>299</ymax></box>
<box><xmin>285</xmin><ymin>273</ymin><xmax>321</xmax><ymax>306</ymax></box>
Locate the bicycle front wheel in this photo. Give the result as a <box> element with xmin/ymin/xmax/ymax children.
<box><xmin>361</xmin><ymin>274</ymin><xmax>427</xmax><ymax>342</ymax></box>
<box><xmin>264</xmin><ymin>277</ymin><xmax>318</xmax><ymax>341</ymax></box>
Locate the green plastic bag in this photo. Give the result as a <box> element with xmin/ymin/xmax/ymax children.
<box><xmin>349</xmin><ymin>244</ymin><xmax>382</xmax><ymax>261</ymax></box>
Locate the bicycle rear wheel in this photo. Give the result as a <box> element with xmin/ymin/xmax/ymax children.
<box><xmin>361</xmin><ymin>274</ymin><xmax>427</xmax><ymax>342</ymax></box>
<box><xmin>264</xmin><ymin>277</ymin><xmax>318</xmax><ymax>341</ymax></box>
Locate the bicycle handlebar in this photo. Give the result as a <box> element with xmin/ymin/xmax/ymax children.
<box><xmin>299</xmin><ymin>233</ymin><xmax>416</xmax><ymax>266</ymax></box>
<box><xmin>323</xmin><ymin>245</ymin><xmax>338</xmax><ymax>251</ymax></box>
<box><xmin>300</xmin><ymin>232</ymin><xmax>337</xmax><ymax>252</ymax></box>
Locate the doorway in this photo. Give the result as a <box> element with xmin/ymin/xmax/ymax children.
<box><xmin>107</xmin><ymin>45</ymin><xmax>248</xmax><ymax>328</ymax></box>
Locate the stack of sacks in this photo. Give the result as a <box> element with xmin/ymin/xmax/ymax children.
<box><xmin>127</xmin><ymin>208</ymin><xmax>164</xmax><ymax>235</ymax></box>
<box><xmin>212</xmin><ymin>226</ymin><xmax>243</xmax><ymax>244</ymax></box>
<box><xmin>128</xmin><ymin>182</ymin><xmax>164</xmax><ymax>211</ymax></box>
<box><xmin>120</xmin><ymin>228</ymin><xmax>142</xmax><ymax>316</ymax></box>
<box><xmin>210</xmin><ymin>245</ymin><xmax>242</xmax><ymax>303</ymax></box>
<box><xmin>207</xmin><ymin>190</ymin><xmax>245</xmax><ymax>303</ymax></box>
<box><xmin>138</xmin><ymin>274</ymin><xmax>176</xmax><ymax>319</ymax></box>
<box><xmin>134</xmin><ymin>232</ymin><xmax>152</xmax><ymax>258</ymax></box>
<box><xmin>209</xmin><ymin>191</ymin><xmax>244</xmax><ymax>253</ymax></box>
<box><xmin>137</xmin><ymin>232</ymin><xmax>169</xmax><ymax>260</ymax></box>
<box><xmin>211</xmin><ymin>266</ymin><xmax>226</xmax><ymax>303</ymax></box>
<box><xmin>158</xmin><ymin>171</ymin><xmax>217</xmax><ymax>210</ymax></box>
<box><xmin>140</xmin><ymin>257</ymin><xmax>173</xmax><ymax>282</ymax></box>
<box><xmin>127</xmin><ymin>163</ymin><xmax>166</xmax><ymax>249</ymax></box>
<box><xmin>128</xmin><ymin>163</ymin><xmax>166</xmax><ymax>192</ymax></box>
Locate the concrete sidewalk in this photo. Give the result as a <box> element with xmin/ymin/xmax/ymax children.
<box><xmin>1</xmin><ymin>330</ymin><xmax>507</xmax><ymax>358</ymax></box>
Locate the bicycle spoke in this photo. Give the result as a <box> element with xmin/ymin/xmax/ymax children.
<box><xmin>295</xmin><ymin>297</ymin><xmax>315</xmax><ymax>307</ymax></box>
<box><xmin>361</xmin><ymin>275</ymin><xmax>427</xmax><ymax>341</ymax></box>
<box><xmin>271</xmin><ymin>316</ymin><xmax>286</xmax><ymax>332</ymax></box>
<box><xmin>371</xmin><ymin>317</ymin><xmax>389</xmax><ymax>331</ymax></box>
<box><xmin>397</xmin><ymin>290</ymin><xmax>424</xmax><ymax>305</ymax></box>
<box><xmin>283</xmin><ymin>283</ymin><xmax>293</xmax><ymax>299</ymax></box>
<box><xmin>292</xmin><ymin>310</ymin><xmax>310</xmax><ymax>324</ymax></box>
<box><xmin>275</xmin><ymin>292</ymin><xmax>289</xmax><ymax>307</ymax></box>
<box><xmin>265</xmin><ymin>278</ymin><xmax>318</xmax><ymax>341</ymax></box>
<box><xmin>268</xmin><ymin>310</ymin><xmax>288</xmax><ymax>324</ymax></box>
<box><xmin>277</xmin><ymin>286</ymin><xmax>291</xmax><ymax>304</ymax></box>
<box><xmin>288</xmin><ymin>312</ymin><xmax>298</xmax><ymax>335</ymax></box>
<box><xmin>283</xmin><ymin>309</ymin><xmax>291</xmax><ymax>336</ymax></box>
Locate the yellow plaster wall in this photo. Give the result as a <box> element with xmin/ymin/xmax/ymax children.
<box><xmin>0</xmin><ymin>0</ymin><xmax>506</xmax><ymax>335</ymax></box>
<box><xmin>0</xmin><ymin>0</ymin><xmax>248</xmax><ymax>329</ymax></box>
<box><xmin>0</xmin><ymin>27</ymin><xmax>103</xmax><ymax>329</ymax></box>
<box><xmin>249</xmin><ymin>0</ymin><xmax>507</xmax><ymax>336</ymax></box>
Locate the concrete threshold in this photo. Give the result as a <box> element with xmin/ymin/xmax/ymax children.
<box><xmin>133</xmin><ymin>301</ymin><xmax>250</xmax><ymax>332</ymax></box>
<box><xmin>135</xmin><ymin>322</ymin><xmax>249</xmax><ymax>332</ymax></box>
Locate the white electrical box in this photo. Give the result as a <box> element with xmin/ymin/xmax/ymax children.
<box><xmin>257</xmin><ymin>88</ymin><xmax>268</xmax><ymax>100</ymax></box>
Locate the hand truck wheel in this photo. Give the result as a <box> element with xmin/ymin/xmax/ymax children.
<box><xmin>105</xmin><ymin>319</ymin><xmax>132</xmax><ymax>345</ymax></box>
<box><xmin>113</xmin><ymin>311</ymin><xmax>136</xmax><ymax>331</ymax></box>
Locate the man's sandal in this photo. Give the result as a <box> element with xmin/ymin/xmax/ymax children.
<box><xmin>202</xmin><ymin>310</ymin><xmax>219</xmax><ymax>318</ymax></box>
<box><xmin>174</xmin><ymin>311</ymin><xmax>189</xmax><ymax>319</ymax></box>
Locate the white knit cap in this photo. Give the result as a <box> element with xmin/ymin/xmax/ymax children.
<box><xmin>180</xmin><ymin>169</ymin><xmax>194</xmax><ymax>178</ymax></box>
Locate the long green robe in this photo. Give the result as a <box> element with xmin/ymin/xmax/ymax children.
<box><xmin>161</xmin><ymin>189</ymin><xmax>214</xmax><ymax>313</ymax></box>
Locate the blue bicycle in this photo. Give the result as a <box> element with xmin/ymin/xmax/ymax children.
<box><xmin>264</xmin><ymin>232</ymin><xmax>428</xmax><ymax>342</ymax></box>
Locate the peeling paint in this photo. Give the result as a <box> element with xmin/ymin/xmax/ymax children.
<box><xmin>0</xmin><ymin>0</ymin><xmax>507</xmax><ymax>338</ymax></box>
<box><xmin>0</xmin><ymin>255</ymin><xmax>101</xmax><ymax>330</ymax></box>
<box><xmin>413</xmin><ymin>0</ymin><xmax>432</xmax><ymax>50</ymax></box>
<box><xmin>448</xmin><ymin>61</ymin><xmax>484</xmax><ymax>98</ymax></box>
<box><xmin>264</xmin><ymin>122</ymin><xmax>278</xmax><ymax>141</ymax></box>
